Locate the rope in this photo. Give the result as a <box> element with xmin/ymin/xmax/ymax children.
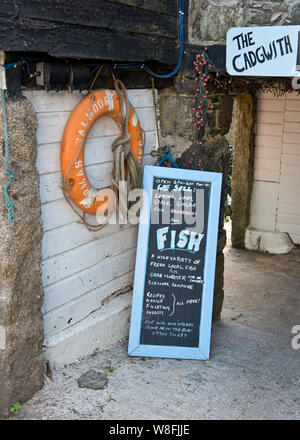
<box><xmin>151</xmin><ymin>77</ymin><xmax>161</xmax><ymax>150</ymax></box>
<box><xmin>111</xmin><ymin>78</ymin><xmax>143</xmax><ymax>217</ymax></box>
<box><xmin>1</xmin><ymin>89</ymin><xmax>15</xmax><ymax>222</ymax></box>
<box><xmin>158</xmin><ymin>145</ymin><xmax>179</xmax><ymax>168</ymax></box>
<box><xmin>88</xmin><ymin>65</ymin><xmax>104</xmax><ymax>94</ymax></box>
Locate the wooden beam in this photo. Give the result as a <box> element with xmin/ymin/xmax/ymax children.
<box><xmin>0</xmin><ymin>0</ymin><xmax>178</xmax><ymax>39</ymax></box>
<box><xmin>105</xmin><ymin>0</ymin><xmax>178</xmax><ymax>16</ymax></box>
<box><xmin>0</xmin><ymin>14</ymin><xmax>179</xmax><ymax>63</ymax></box>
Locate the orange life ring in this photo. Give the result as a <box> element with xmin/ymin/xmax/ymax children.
<box><xmin>61</xmin><ymin>90</ymin><xmax>144</xmax><ymax>215</ymax></box>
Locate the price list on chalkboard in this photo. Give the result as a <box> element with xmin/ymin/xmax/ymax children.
<box><xmin>140</xmin><ymin>177</ymin><xmax>211</xmax><ymax>348</ymax></box>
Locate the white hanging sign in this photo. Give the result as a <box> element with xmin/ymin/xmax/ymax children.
<box><xmin>226</xmin><ymin>25</ymin><xmax>300</xmax><ymax>77</ymax></box>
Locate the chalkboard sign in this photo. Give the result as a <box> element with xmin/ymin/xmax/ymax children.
<box><xmin>128</xmin><ymin>166</ymin><xmax>222</xmax><ymax>360</ymax></box>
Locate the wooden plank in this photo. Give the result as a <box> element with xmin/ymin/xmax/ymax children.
<box><xmin>285</xmin><ymin>111</ymin><xmax>300</xmax><ymax>123</ymax></box>
<box><xmin>23</xmin><ymin>89</ymin><xmax>156</xmax><ymax>113</ymax></box>
<box><xmin>281</xmin><ymin>163</ymin><xmax>300</xmax><ymax>176</ymax></box>
<box><xmin>42</xmin><ymin>226</ymin><xmax>137</xmax><ymax>286</ymax></box>
<box><xmin>284</xmin><ymin>122</ymin><xmax>300</xmax><ymax>133</ymax></box>
<box><xmin>255</xmin><ymin>135</ymin><xmax>283</xmax><ymax>149</ymax></box>
<box><xmin>12</xmin><ymin>0</ymin><xmax>178</xmax><ymax>39</ymax></box>
<box><xmin>257</xmin><ymin>112</ymin><xmax>284</xmax><ymax>125</ymax></box>
<box><xmin>282</xmin><ymin>143</ymin><xmax>300</xmax><ymax>155</ymax></box>
<box><xmin>40</xmin><ymin>152</ymin><xmax>151</xmax><ymax>231</ymax></box>
<box><xmin>42</xmin><ymin>199</ymin><xmax>87</xmax><ymax>231</ymax></box>
<box><xmin>105</xmin><ymin>0</ymin><xmax>178</xmax><ymax>15</ymax></box>
<box><xmin>277</xmin><ymin>213</ymin><xmax>300</xmax><ymax>230</ymax></box>
<box><xmin>250</xmin><ymin>181</ymin><xmax>278</xmax><ymax>230</ymax></box>
<box><xmin>37</xmin><ymin>130</ymin><xmax>157</xmax><ymax>175</ymax></box>
<box><xmin>278</xmin><ymin>202</ymin><xmax>300</xmax><ymax>216</ymax></box>
<box><xmin>255</xmin><ymin>146</ymin><xmax>282</xmax><ymax>161</ymax></box>
<box><xmin>250</xmin><ymin>212</ymin><xmax>276</xmax><ymax>232</ymax></box>
<box><xmin>286</xmin><ymin>92</ymin><xmax>300</xmax><ymax>100</ymax></box>
<box><xmin>0</xmin><ymin>0</ymin><xmax>179</xmax><ymax>19</ymax></box>
<box><xmin>40</xmin><ymin>162</ymin><xmax>111</xmax><ymax>204</ymax></box>
<box><xmin>250</xmin><ymin>195</ymin><xmax>278</xmax><ymax>214</ymax></box>
<box><xmin>278</xmin><ymin>191</ymin><xmax>300</xmax><ymax>206</ymax></box>
<box><xmin>43</xmin><ymin>247</ymin><xmax>136</xmax><ymax>313</ymax></box>
<box><xmin>255</xmin><ymin>124</ymin><xmax>283</xmax><ymax>137</ymax></box>
<box><xmin>0</xmin><ymin>14</ymin><xmax>178</xmax><ymax>63</ymax></box>
<box><xmin>280</xmin><ymin>174</ymin><xmax>300</xmax><ymax>186</ymax></box>
<box><xmin>254</xmin><ymin>157</ymin><xmax>281</xmax><ymax>172</ymax></box>
<box><xmin>0</xmin><ymin>0</ymin><xmax>15</xmax><ymax>15</ymax></box>
<box><xmin>251</xmin><ymin>180</ymin><xmax>279</xmax><ymax>197</ymax></box>
<box><xmin>253</xmin><ymin>169</ymin><xmax>279</xmax><ymax>183</ymax></box>
<box><xmin>279</xmin><ymin>183</ymin><xmax>300</xmax><ymax>195</ymax></box>
<box><xmin>40</xmin><ymin>153</ymin><xmax>153</xmax><ymax>204</ymax></box>
<box><xmin>36</xmin><ymin>106</ymin><xmax>156</xmax><ymax>144</ymax></box>
<box><xmin>282</xmin><ymin>152</ymin><xmax>300</xmax><ymax>165</ymax></box>
<box><xmin>44</xmin><ymin>270</ymin><xmax>134</xmax><ymax>336</ymax></box>
<box><xmin>42</xmin><ymin>222</ymin><xmax>126</xmax><ymax>260</ymax></box>
<box><xmin>285</xmin><ymin>99</ymin><xmax>300</xmax><ymax>112</ymax></box>
<box><xmin>257</xmin><ymin>99</ymin><xmax>285</xmax><ymax>113</ymax></box>
<box><xmin>282</xmin><ymin>132</ymin><xmax>300</xmax><ymax>144</ymax></box>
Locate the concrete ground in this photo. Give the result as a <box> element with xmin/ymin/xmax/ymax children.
<box><xmin>9</xmin><ymin>223</ymin><xmax>300</xmax><ymax>420</ymax></box>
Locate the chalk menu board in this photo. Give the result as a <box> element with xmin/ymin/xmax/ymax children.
<box><xmin>128</xmin><ymin>166</ymin><xmax>222</xmax><ymax>360</ymax></box>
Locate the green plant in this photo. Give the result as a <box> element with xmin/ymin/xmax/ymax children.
<box><xmin>10</xmin><ymin>402</ymin><xmax>22</xmax><ymax>415</ymax></box>
<box><xmin>105</xmin><ymin>360</ymin><xmax>116</xmax><ymax>373</ymax></box>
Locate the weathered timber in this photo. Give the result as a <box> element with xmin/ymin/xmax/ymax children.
<box><xmin>0</xmin><ymin>0</ymin><xmax>178</xmax><ymax>17</ymax></box>
<box><xmin>105</xmin><ymin>0</ymin><xmax>178</xmax><ymax>15</ymax></box>
<box><xmin>0</xmin><ymin>14</ymin><xmax>179</xmax><ymax>63</ymax></box>
<box><xmin>0</xmin><ymin>0</ymin><xmax>178</xmax><ymax>39</ymax></box>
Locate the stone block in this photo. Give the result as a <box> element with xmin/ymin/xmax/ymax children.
<box><xmin>0</xmin><ymin>97</ymin><xmax>44</xmax><ymax>417</ymax></box>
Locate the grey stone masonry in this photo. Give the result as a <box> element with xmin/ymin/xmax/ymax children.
<box><xmin>189</xmin><ymin>1</ymin><xmax>300</xmax><ymax>45</ymax></box>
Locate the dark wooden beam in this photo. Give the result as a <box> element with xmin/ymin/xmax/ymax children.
<box><xmin>0</xmin><ymin>0</ymin><xmax>178</xmax><ymax>39</ymax></box>
<box><xmin>105</xmin><ymin>0</ymin><xmax>178</xmax><ymax>16</ymax></box>
<box><xmin>0</xmin><ymin>13</ymin><xmax>179</xmax><ymax>63</ymax></box>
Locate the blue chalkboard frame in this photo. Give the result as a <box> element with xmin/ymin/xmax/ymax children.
<box><xmin>128</xmin><ymin>166</ymin><xmax>222</xmax><ymax>360</ymax></box>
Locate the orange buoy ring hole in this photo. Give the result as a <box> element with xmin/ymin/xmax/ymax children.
<box><xmin>61</xmin><ymin>90</ymin><xmax>144</xmax><ymax>215</ymax></box>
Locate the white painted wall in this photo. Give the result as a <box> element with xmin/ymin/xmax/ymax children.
<box><xmin>248</xmin><ymin>91</ymin><xmax>300</xmax><ymax>247</ymax></box>
<box><xmin>23</xmin><ymin>89</ymin><xmax>157</xmax><ymax>365</ymax></box>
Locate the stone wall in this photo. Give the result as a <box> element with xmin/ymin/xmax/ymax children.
<box><xmin>158</xmin><ymin>78</ymin><xmax>232</xmax><ymax>321</ymax></box>
<box><xmin>0</xmin><ymin>96</ymin><xmax>44</xmax><ymax>417</ymax></box>
<box><xmin>231</xmin><ymin>93</ymin><xmax>256</xmax><ymax>248</ymax></box>
<box><xmin>189</xmin><ymin>0</ymin><xmax>300</xmax><ymax>45</ymax></box>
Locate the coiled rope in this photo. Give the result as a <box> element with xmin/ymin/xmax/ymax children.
<box><xmin>1</xmin><ymin>89</ymin><xmax>15</xmax><ymax>222</ymax></box>
<box><xmin>111</xmin><ymin>78</ymin><xmax>143</xmax><ymax>216</ymax></box>
<box><xmin>63</xmin><ymin>78</ymin><xmax>143</xmax><ymax>230</ymax></box>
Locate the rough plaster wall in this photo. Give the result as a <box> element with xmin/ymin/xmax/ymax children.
<box><xmin>0</xmin><ymin>97</ymin><xmax>44</xmax><ymax>417</ymax></box>
<box><xmin>23</xmin><ymin>89</ymin><xmax>156</xmax><ymax>366</ymax></box>
<box><xmin>189</xmin><ymin>0</ymin><xmax>300</xmax><ymax>45</ymax></box>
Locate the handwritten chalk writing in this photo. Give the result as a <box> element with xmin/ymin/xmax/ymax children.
<box><xmin>148</xmin><ymin>280</ymin><xmax>170</xmax><ymax>286</ymax></box>
<box><xmin>157</xmin><ymin>227</ymin><xmax>204</xmax><ymax>252</ymax></box>
<box><xmin>139</xmin><ymin>177</ymin><xmax>210</xmax><ymax>348</ymax></box>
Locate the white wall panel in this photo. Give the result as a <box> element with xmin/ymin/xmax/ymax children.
<box><xmin>24</xmin><ymin>89</ymin><xmax>157</xmax><ymax>364</ymax></box>
<box><xmin>250</xmin><ymin>92</ymin><xmax>300</xmax><ymax>245</ymax></box>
